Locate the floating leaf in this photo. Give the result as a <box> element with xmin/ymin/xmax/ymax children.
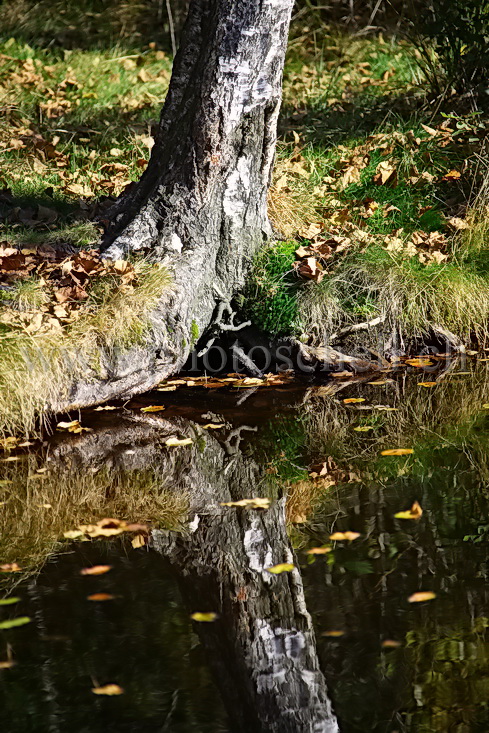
<box><xmin>418</xmin><ymin>381</ymin><xmax>437</xmax><ymax>387</ymax></box>
<box><xmin>165</xmin><ymin>437</ymin><xmax>193</xmax><ymax>447</ymax></box>
<box><xmin>483</xmin><ymin>404</ymin><xmax>489</xmax><ymax>409</ymax></box>
<box><xmin>405</xmin><ymin>359</ymin><xmax>433</xmax><ymax>367</ymax></box>
<box><xmin>202</xmin><ymin>423</ymin><xmax>225</xmax><ymax>429</ymax></box>
<box><xmin>353</xmin><ymin>426</ymin><xmax>374</xmax><ymax>432</ymax></box>
<box><xmin>63</xmin><ymin>530</ymin><xmax>85</xmax><ymax>540</ymax></box>
<box><xmin>343</xmin><ymin>398</ymin><xmax>365</xmax><ymax>404</ymax></box>
<box><xmin>91</xmin><ymin>684</ymin><xmax>124</xmax><ymax>696</ymax></box>
<box><xmin>265</xmin><ymin>563</ymin><xmax>295</xmax><ymax>574</ymax></box>
<box><xmin>322</xmin><ymin>630</ymin><xmax>345</xmax><ymax>637</ymax></box>
<box><xmin>56</xmin><ymin>420</ymin><xmax>91</xmax><ymax>434</ymax></box>
<box><xmin>305</xmin><ymin>546</ymin><xmax>331</xmax><ymax>555</ymax></box>
<box><xmin>131</xmin><ymin>534</ymin><xmax>147</xmax><ymax>549</ymax></box>
<box><xmin>382</xmin><ymin>639</ymin><xmax>402</xmax><ymax>648</ymax></box>
<box><xmin>87</xmin><ymin>593</ymin><xmax>115</xmax><ymax>602</ymax></box>
<box><xmin>0</xmin><ymin>660</ymin><xmax>15</xmax><ymax>669</ymax></box>
<box><xmin>140</xmin><ymin>405</ymin><xmax>165</xmax><ymax>413</ymax></box>
<box><xmin>80</xmin><ymin>565</ymin><xmax>112</xmax><ymax>576</ymax></box>
<box><xmin>220</xmin><ymin>498</ymin><xmax>271</xmax><ymax>510</ymax></box>
<box><xmin>190</xmin><ymin>612</ymin><xmax>219</xmax><ymax>622</ymax></box>
<box><xmin>395</xmin><ymin>501</ymin><xmax>423</xmax><ymax>520</ymax></box>
<box><xmin>408</xmin><ymin>591</ymin><xmax>436</xmax><ymax>603</ymax></box>
<box><xmin>0</xmin><ymin>563</ymin><xmax>21</xmax><ymax>573</ymax></box>
<box><xmin>381</xmin><ymin>448</ymin><xmax>414</xmax><ymax>456</ymax></box>
<box><xmin>367</xmin><ymin>380</ymin><xmax>392</xmax><ymax>386</ymax></box>
<box><xmin>372</xmin><ymin>405</ymin><xmax>398</xmax><ymax>411</ymax></box>
<box><xmin>329</xmin><ymin>531</ymin><xmax>360</xmax><ymax>541</ymax></box>
<box><xmin>0</xmin><ymin>617</ymin><xmax>31</xmax><ymax>630</ymax></box>
<box><xmin>0</xmin><ymin>597</ymin><xmax>20</xmax><ymax>606</ymax></box>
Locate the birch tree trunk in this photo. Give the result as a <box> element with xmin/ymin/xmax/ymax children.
<box><xmin>60</xmin><ymin>0</ymin><xmax>295</xmax><ymax>409</ymax></box>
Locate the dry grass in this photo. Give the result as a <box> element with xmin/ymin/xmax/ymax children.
<box><xmin>0</xmin><ymin>261</ymin><xmax>171</xmax><ymax>437</ymax></box>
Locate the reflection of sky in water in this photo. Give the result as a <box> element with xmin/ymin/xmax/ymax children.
<box><xmin>0</xmin><ymin>363</ymin><xmax>488</xmax><ymax>732</ymax></box>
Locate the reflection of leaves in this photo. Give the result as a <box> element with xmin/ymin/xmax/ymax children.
<box><xmin>342</xmin><ymin>559</ymin><xmax>373</xmax><ymax>575</ymax></box>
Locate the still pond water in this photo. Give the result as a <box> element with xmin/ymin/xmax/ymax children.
<box><xmin>1</xmin><ymin>360</ymin><xmax>489</xmax><ymax>732</ymax></box>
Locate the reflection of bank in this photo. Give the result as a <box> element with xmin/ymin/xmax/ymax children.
<box><xmin>50</xmin><ymin>412</ymin><xmax>339</xmax><ymax>733</ymax></box>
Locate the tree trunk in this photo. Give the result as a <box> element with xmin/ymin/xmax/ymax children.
<box><xmin>57</xmin><ymin>0</ymin><xmax>294</xmax><ymax>410</ymax></box>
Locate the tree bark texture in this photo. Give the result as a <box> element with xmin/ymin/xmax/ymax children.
<box><xmin>57</xmin><ymin>0</ymin><xmax>295</xmax><ymax>411</ymax></box>
<box><xmin>48</xmin><ymin>413</ymin><xmax>338</xmax><ymax>733</ymax></box>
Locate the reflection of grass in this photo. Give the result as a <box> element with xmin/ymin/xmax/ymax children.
<box><xmin>0</xmin><ymin>459</ymin><xmax>188</xmax><ymax>571</ymax></box>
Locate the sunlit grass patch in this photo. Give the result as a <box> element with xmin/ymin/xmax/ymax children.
<box><xmin>0</xmin><ymin>261</ymin><xmax>171</xmax><ymax>437</ymax></box>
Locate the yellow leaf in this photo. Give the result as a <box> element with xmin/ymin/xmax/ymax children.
<box><xmin>418</xmin><ymin>382</ymin><xmax>437</xmax><ymax>387</ymax></box>
<box><xmin>329</xmin><ymin>531</ymin><xmax>360</xmax><ymax>541</ymax></box>
<box><xmin>140</xmin><ymin>405</ymin><xmax>166</xmax><ymax>412</ymax></box>
<box><xmin>381</xmin><ymin>448</ymin><xmax>414</xmax><ymax>456</ymax></box>
<box><xmin>165</xmin><ymin>437</ymin><xmax>193</xmax><ymax>447</ymax></box>
<box><xmin>353</xmin><ymin>426</ymin><xmax>374</xmax><ymax>432</ymax></box>
<box><xmin>394</xmin><ymin>501</ymin><xmax>423</xmax><ymax>520</ymax></box>
<box><xmin>191</xmin><ymin>612</ymin><xmax>218</xmax><ymax>622</ymax></box>
<box><xmin>483</xmin><ymin>404</ymin><xmax>489</xmax><ymax>409</ymax></box>
<box><xmin>91</xmin><ymin>684</ymin><xmax>124</xmax><ymax>696</ymax></box>
<box><xmin>343</xmin><ymin>398</ymin><xmax>366</xmax><ymax>404</ymax></box>
<box><xmin>265</xmin><ymin>563</ymin><xmax>295</xmax><ymax>574</ymax></box>
<box><xmin>202</xmin><ymin>423</ymin><xmax>225</xmax><ymax>429</ymax></box>
<box><xmin>220</xmin><ymin>498</ymin><xmax>271</xmax><ymax>510</ymax></box>
<box><xmin>63</xmin><ymin>530</ymin><xmax>85</xmax><ymax>540</ymax></box>
<box><xmin>131</xmin><ymin>534</ymin><xmax>147</xmax><ymax>549</ymax></box>
<box><xmin>408</xmin><ymin>591</ymin><xmax>436</xmax><ymax>603</ymax></box>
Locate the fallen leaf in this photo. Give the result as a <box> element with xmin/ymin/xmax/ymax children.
<box><xmin>91</xmin><ymin>684</ymin><xmax>124</xmax><ymax>696</ymax></box>
<box><xmin>202</xmin><ymin>423</ymin><xmax>225</xmax><ymax>429</ymax></box>
<box><xmin>190</xmin><ymin>612</ymin><xmax>219</xmax><ymax>622</ymax></box>
<box><xmin>353</xmin><ymin>426</ymin><xmax>374</xmax><ymax>432</ymax></box>
<box><xmin>394</xmin><ymin>501</ymin><xmax>423</xmax><ymax>520</ymax></box>
<box><xmin>329</xmin><ymin>531</ymin><xmax>360</xmax><ymax>541</ymax></box>
<box><xmin>442</xmin><ymin>169</ymin><xmax>461</xmax><ymax>181</ymax></box>
<box><xmin>165</xmin><ymin>437</ymin><xmax>193</xmax><ymax>447</ymax></box>
<box><xmin>382</xmin><ymin>639</ymin><xmax>402</xmax><ymax>648</ymax></box>
<box><xmin>381</xmin><ymin>448</ymin><xmax>414</xmax><ymax>456</ymax></box>
<box><xmin>343</xmin><ymin>398</ymin><xmax>366</xmax><ymax>404</ymax></box>
<box><xmin>322</xmin><ymin>630</ymin><xmax>345</xmax><ymax>637</ymax></box>
<box><xmin>0</xmin><ymin>617</ymin><xmax>31</xmax><ymax>630</ymax></box>
<box><xmin>140</xmin><ymin>405</ymin><xmax>166</xmax><ymax>412</ymax></box>
<box><xmin>131</xmin><ymin>534</ymin><xmax>147</xmax><ymax>549</ymax></box>
<box><xmin>265</xmin><ymin>563</ymin><xmax>295</xmax><ymax>574</ymax></box>
<box><xmin>63</xmin><ymin>530</ymin><xmax>85</xmax><ymax>540</ymax></box>
<box><xmin>305</xmin><ymin>546</ymin><xmax>332</xmax><ymax>555</ymax></box>
<box><xmin>87</xmin><ymin>593</ymin><xmax>116</xmax><ymax>601</ymax></box>
<box><xmin>408</xmin><ymin>591</ymin><xmax>436</xmax><ymax>603</ymax></box>
<box><xmin>0</xmin><ymin>597</ymin><xmax>20</xmax><ymax>606</ymax></box>
<box><xmin>220</xmin><ymin>498</ymin><xmax>271</xmax><ymax>510</ymax></box>
<box><xmin>418</xmin><ymin>382</ymin><xmax>437</xmax><ymax>387</ymax></box>
<box><xmin>80</xmin><ymin>565</ymin><xmax>112</xmax><ymax>576</ymax></box>
<box><xmin>0</xmin><ymin>661</ymin><xmax>15</xmax><ymax>669</ymax></box>
<box><xmin>405</xmin><ymin>358</ymin><xmax>433</xmax><ymax>367</ymax></box>
<box><xmin>0</xmin><ymin>563</ymin><xmax>21</xmax><ymax>573</ymax></box>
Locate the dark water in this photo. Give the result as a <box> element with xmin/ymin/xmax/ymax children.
<box><xmin>1</xmin><ymin>361</ymin><xmax>489</xmax><ymax>732</ymax></box>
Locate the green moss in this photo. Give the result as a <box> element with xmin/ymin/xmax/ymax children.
<box><xmin>190</xmin><ymin>320</ymin><xmax>199</xmax><ymax>344</ymax></box>
<box><xmin>244</xmin><ymin>240</ymin><xmax>300</xmax><ymax>336</ymax></box>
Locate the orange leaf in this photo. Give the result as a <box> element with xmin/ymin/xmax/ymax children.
<box><xmin>329</xmin><ymin>531</ymin><xmax>360</xmax><ymax>541</ymax></box>
<box><xmin>408</xmin><ymin>591</ymin><xmax>436</xmax><ymax>603</ymax></box>
<box><xmin>87</xmin><ymin>593</ymin><xmax>115</xmax><ymax>601</ymax></box>
<box><xmin>80</xmin><ymin>565</ymin><xmax>112</xmax><ymax>576</ymax></box>
<box><xmin>91</xmin><ymin>684</ymin><xmax>124</xmax><ymax>696</ymax></box>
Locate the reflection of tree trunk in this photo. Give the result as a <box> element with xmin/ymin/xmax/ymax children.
<box><xmin>50</xmin><ymin>414</ymin><xmax>338</xmax><ymax>733</ymax></box>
